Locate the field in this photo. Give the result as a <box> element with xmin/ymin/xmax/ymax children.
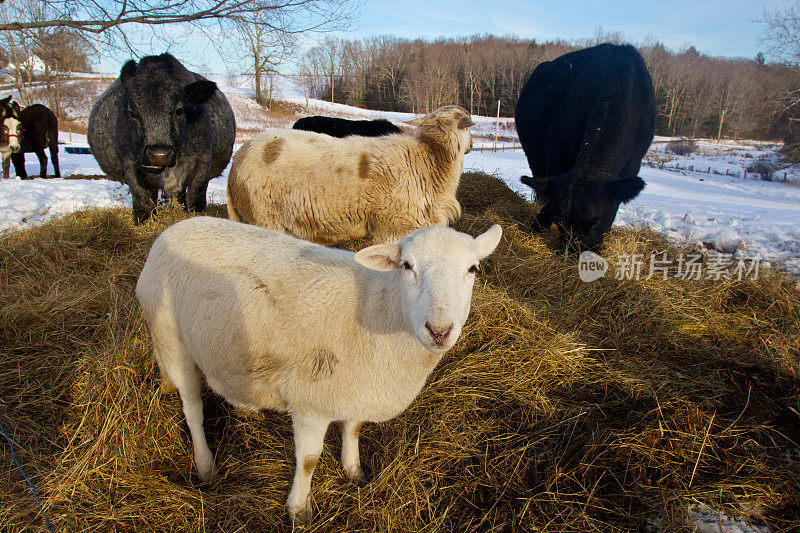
<box><xmin>2</xmin><ymin>76</ymin><xmax>799</xmax><ymax>277</ymax></box>
<box><xmin>1</xmin><ymin>172</ymin><xmax>798</xmax><ymax>532</ymax></box>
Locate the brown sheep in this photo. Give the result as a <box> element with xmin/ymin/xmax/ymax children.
<box><xmin>226</xmin><ymin>105</ymin><xmax>474</xmax><ymax>244</ymax></box>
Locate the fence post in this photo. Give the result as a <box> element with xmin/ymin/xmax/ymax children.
<box><xmin>493</xmin><ymin>100</ymin><xmax>500</xmax><ymax>153</ymax></box>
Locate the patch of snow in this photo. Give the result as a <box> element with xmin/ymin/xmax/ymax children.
<box><xmin>0</xmin><ymin>177</ymin><xmax>129</xmax><ymax>234</ymax></box>
<box><xmin>3</xmin><ymin>84</ymin><xmax>799</xmax><ymax>278</ymax></box>
<box><xmin>688</xmin><ymin>503</ymin><xmax>771</xmax><ymax>533</ymax></box>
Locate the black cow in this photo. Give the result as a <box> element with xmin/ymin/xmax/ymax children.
<box><xmin>88</xmin><ymin>53</ymin><xmax>236</xmax><ymax>223</ymax></box>
<box><xmin>292</xmin><ymin>116</ymin><xmax>402</xmax><ymax>138</ymax></box>
<box><xmin>515</xmin><ymin>43</ymin><xmax>656</xmax><ymax>251</ymax></box>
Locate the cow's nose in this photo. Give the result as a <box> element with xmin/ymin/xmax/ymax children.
<box><xmin>425</xmin><ymin>322</ymin><xmax>453</xmax><ymax>345</ymax></box>
<box><xmin>144</xmin><ymin>145</ymin><xmax>175</xmax><ymax>166</ymax></box>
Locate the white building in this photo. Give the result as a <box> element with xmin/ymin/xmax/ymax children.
<box><xmin>6</xmin><ymin>55</ymin><xmax>48</xmax><ymax>72</ymax></box>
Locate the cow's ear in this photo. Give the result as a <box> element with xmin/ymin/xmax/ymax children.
<box><xmin>606</xmin><ymin>176</ymin><xmax>645</xmax><ymax>203</ymax></box>
<box><xmin>120</xmin><ymin>60</ymin><xmax>137</xmax><ymax>82</ymax></box>
<box><xmin>0</xmin><ymin>95</ymin><xmax>10</xmax><ymax>106</ymax></box>
<box><xmin>520</xmin><ymin>175</ymin><xmax>554</xmax><ymax>196</ymax></box>
<box><xmin>11</xmin><ymin>101</ymin><xmax>20</xmax><ymax>115</ymax></box>
<box><xmin>183</xmin><ymin>80</ymin><xmax>217</xmax><ymax>106</ymax></box>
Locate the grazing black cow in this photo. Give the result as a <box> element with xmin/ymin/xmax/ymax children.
<box><xmin>1</xmin><ymin>98</ymin><xmax>60</xmax><ymax>180</ymax></box>
<box><xmin>515</xmin><ymin>43</ymin><xmax>656</xmax><ymax>251</ymax></box>
<box><xmin>292</xmin><ymin>116</ymin><xmax>403</xmax><ymax>138</ymax></box>
<box><xmin>88</xmin><ymin>53</ymin><xmax>236</xmax><ymax>223</ymax></box>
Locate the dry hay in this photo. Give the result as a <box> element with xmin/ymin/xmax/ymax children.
<box><xmin>1</xmin><ymin>172</ymin><xmax>798</xmax><ymax>532</ymax></box>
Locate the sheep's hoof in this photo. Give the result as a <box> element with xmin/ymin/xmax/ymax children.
<box><xmin>288</xmin><ymin>504</ymin><xmax>313</xmax><ymax>527</ymax></box>
<box><xmin>345</xmin><ymin>464</ymin><xmax>370</xmax><ymax>486</ymax></box>
<box><xmin>195</xmin><ymin>457</ymin><xmax>217</xmax><ymax>483</ymax></box>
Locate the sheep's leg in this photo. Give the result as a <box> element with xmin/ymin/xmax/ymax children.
<box><xmin>173</xmin><ymin>362</ymin><xmax>216</xmax><ymax>482</ymax></box>
<box><xmin>287</xmin><ymin>415</ymin><xmax>329</xmax><ymax>526</ymax></box>
<box><xmin>341</xmin><ymin>420</ymin><xmax>365</xmax><ymax>484</ymax></box>
<box><xmin>151</xmin><ymin>341</ymin><xmax>177</xmax><ymax>394</ymax></box>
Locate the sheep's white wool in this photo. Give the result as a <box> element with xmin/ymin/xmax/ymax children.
<box><xmin>136</xmin><ymin>216</ymin><xmax>501</xmax><ymax>525</ymax></box>
<box><xmin>226</xmin><ymin>105</ymin><xmax>474</xmax><ymax>244</ymax></box>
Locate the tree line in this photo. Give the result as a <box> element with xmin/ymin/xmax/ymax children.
<box><xmin>299</xmin><ymin>34</ymin><xmax>800</xmax><ymax>140</ymax></box>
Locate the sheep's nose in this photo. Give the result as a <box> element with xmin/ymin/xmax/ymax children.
<box><xmin>425</xmin><ymin>322</ymin><xmax>453</xmax><ymax>345</ymax></box>
<box><xmin>144</xmin><ymin>145</ymin><xmax>175</xmax><ymax>166</ymax></box>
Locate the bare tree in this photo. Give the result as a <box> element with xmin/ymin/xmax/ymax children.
<box><xmin>0</xmin><ymin>0</ymin><xmax>358</xmax><ymax>40</ymax></box>
<box><xmin>1</xmin><ymin>0</ymin><xmax>356</xmax><ymax>117</ymax></box>
<box><xmin>762</xmin><ymin>3</ymin><xmax>800</xmax><ymax>65</ymax></box>
<box><xmin>235</xmin><ymin>12</ymin><xmax>295</xmax><ymax>105</ymax></box>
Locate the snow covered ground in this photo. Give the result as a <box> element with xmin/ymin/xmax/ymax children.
<box><xmin>1</xmin><ymin>81</ymin><xmax>798</xmax><ymax>277</ymax></box>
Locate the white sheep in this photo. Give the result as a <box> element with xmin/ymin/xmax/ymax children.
<box><xmin>226</xmin><ymin>105</ymin><xmax>474</xmax><ymax>244</ymax></box>
<box><xmin>136</xmin><ymin>216</ymin><xmax>502</xmax><ymax>525</ymax></box>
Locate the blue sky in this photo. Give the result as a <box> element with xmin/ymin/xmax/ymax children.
<box><xmin>346</xmin><ymin>0</ymin><xmax>788</xmax><ymax>58</ymax></box>
<box><xmin>103</xmin><ymin>0</ymin><xmax>795</xmax><ymax>74</ymax></box>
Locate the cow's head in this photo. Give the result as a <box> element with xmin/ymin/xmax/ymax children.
<box><xmin>0</xmin><ymin>96</ymin><xmax>22</xmax><ymax>153</ymax></box>
<box><xmin>522</xmin><ymin>173</ymin><xmax>645</xmax><ymax>251</ymax></box>
<box><xmin>119</xmin><ymin>55</ymin><xmax>217</xmax><ymax>176</ymax></box>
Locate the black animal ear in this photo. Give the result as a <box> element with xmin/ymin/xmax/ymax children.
<box><xmin>183</xmin><ymin>80</ymin><xmax>217</xmax><ymax>106</ymax></box>
<box><xmin>0</xmin><ymin>95</ymin><xmax>10</xmax><ymax>106</ymax></box>
<box><xmin>11</xmin><ymin>101</ymin><xmax>20</xmax><ymax>115</ymax></box>
<box><xmin>521</xmin><ymin>175</ymin><xmax>554</xmax><ymax>196</ymax></box>
<box><xmin>120</xmin><ymin>60</ymin><xmax>137</xmax><ymax>81</ymax></box>
<box><xmin>606</xmin><ymin>176</ymin><xmax>645</xmax><ymax>203</ymax></box>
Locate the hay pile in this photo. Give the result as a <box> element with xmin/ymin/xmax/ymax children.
<box><xmin>1</xmin><ymin>172</ymin><xmax>798</xmax><ymax>531</ymax></box>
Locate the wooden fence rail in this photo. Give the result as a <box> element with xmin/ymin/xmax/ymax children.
<box><xmin>472</xmin><ymin>143</ymin><xmax>523</xmax><ymax>153</ymax></box>
<box><xmin>644</xmin><ymin>160</ymin><xmax>790</xmax><ymax>182</ymax></box>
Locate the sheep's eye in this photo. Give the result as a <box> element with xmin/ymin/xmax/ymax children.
<box><xmin>468</xmin><ymin>264</ymin><xmax>479</xmax><ymax>274</ymax></box>
<box><xmin>402</xmin><ymin>261</ymin><xmax>413</xmax><ymax>270</ymax></box>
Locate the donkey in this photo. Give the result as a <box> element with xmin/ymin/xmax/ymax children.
<box><xmin>1</xmin><ymin>96</ymin><xmax>23</xmax><ymax>179</ymax></box>
<box><xmin>10</xmin><ymin>103</ymin><xmax>61</xmax><ymax>179</ymax></box>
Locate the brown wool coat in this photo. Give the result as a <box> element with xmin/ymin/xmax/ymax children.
<box><xmin>227</xmin><ymin>105</ymin><xmax>474</xmax><ymax>244</ymax></box>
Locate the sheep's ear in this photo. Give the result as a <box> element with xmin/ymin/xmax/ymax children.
<box><xmin>458</xmin><ymin>116</ymin><xmax>475</xmax><ymax>128</ymax></box>
<box><xmin>474</xmin><ymin>224</ymin><xmax>502</xmax><ymax>260</ymax></box>
<box><xmin>404</xmin><ymin>116</ymin><xmax>425</xmax><ymax>127</ymax></box>
<box><xmin>354</xmin><ymin>244</ymin><xmax>402</xmax><ymax>271</ymax></box>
